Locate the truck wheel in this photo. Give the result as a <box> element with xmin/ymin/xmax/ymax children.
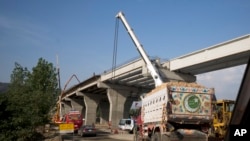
<box><xmin>151</xmin><ymin>132</ymin><xmax>161</xmax><ymax>141</ymax></box>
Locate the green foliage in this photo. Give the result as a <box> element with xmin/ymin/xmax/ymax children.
<box><xmin>129</xmin><ymin>109</ymin><xmax>140</xmax><ymax>118</ymax></box>
<box><xmin>0</xmin><ymin>58</ymin><xmax>59</xmax><ymax>141</ymax></box>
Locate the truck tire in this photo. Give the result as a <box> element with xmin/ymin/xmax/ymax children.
<box><xmin>151</xmin><ymin>132</ymin><xmax>161</xmax><ymax>141</ymax></box>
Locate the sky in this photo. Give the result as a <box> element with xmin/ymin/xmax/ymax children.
<box><xmin>0</xmin><ymin>0</ymin><xmax>249</xmax><ymax>100</ymax></box>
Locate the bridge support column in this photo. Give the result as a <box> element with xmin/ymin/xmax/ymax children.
<box><xmin>99</xmin><ymin>100</ymin><xmax>109</xmax><ymax>125</ymax></box>
<box><xmin>61</xmin><ymin>100</ymin><xmax>72</xmax><ymax>116</ymax></box>
<box><xmin>77</xmin><ymin>92</ymin><xmax>102</xmax><ymax>125</ymax></box>
<box><xmin>76</xmin><ymin>92</ymin><xmax>87</xmax><ymax>119</ymax></box>
<box><xmin>107</xmin><ymin>88</ymin><xmax>130</xmax><ymax>128</ymax></box>
<box><xmin>70</xmin><ymin>98</ymin><xmax>85</xmax><ymax>117</ymax></box>
<box><xmin>98</xmin><ymin>82</ymin><xmax>144</xmax><ymax>128</ymax></box>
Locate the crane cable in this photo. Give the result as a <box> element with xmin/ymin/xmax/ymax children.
<box><xmin>112</xmin><ymin>18</ymin><xmax>119</xmax><ymax>80</ymax></box>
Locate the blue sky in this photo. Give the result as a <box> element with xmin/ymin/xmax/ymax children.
<box><xmin>0</xmin><ymin>0</ymin><xmax>249</xmax><ymax>100</ymax></box>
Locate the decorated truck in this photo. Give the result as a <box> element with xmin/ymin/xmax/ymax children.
<box><xmin>134</xmin><ymin>82</ymin><xmax>215</xmax><ymax>141</ymax></box>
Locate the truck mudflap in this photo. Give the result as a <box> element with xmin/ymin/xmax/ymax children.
<box><xmin>162</xmin><ymin>129</ymin><xmax>209</xmax><ymax>141</ymax></box>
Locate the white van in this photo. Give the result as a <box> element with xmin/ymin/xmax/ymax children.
<box><xmin>118</xmin><ymin>118</ymin><xmax>135</xmax><ymax>133</ymax></box>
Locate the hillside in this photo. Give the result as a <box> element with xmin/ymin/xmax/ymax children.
<box><xmin>0</xmin><ymin>82</ymin><xmax>9</xmax><ymax>93</ymax></box>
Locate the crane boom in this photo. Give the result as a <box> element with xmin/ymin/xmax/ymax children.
<box><xmin>116</xmin><ymin>11</ymin><xmax>163</xmax><ymax>87</ymax></box>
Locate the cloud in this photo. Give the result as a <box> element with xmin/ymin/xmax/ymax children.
<box><xmin>197</xmin><ymin>65</ymin><xmax>246</xmax><ymax>100</ymax></box>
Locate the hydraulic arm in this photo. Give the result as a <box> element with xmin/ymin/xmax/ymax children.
<box><xmin>116</xmin><ymin>11</ymin><xmax>163</xmax><ymax>87</ymax></box>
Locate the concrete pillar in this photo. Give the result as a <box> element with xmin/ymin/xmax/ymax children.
<box><xmin>77</xmin><ymin>91</ymin><xmax>102</xmax><ymax>125</ymax></box>
<box><xmin>76</xmin><ymin>91</ymin><xmax>86</xmax><ymax>119</ymax></box>
<box><xmin>70</xmin><ymin>98</ymin><xmax>85</xmax><ymax>116</ymax></box>
<box><xmin>61</xmin><ymin>100</ymin><xmax>71</xmax><ymax>116</ymax></box>
<box><xmin>99</xmin><ymin>100</ymin><xmax>109</xmax><ymax>124</ymax></box>
<box><xmin>98</xmin><ymin>82</ymin><xmax>147</xmax><ymax>128</ymax></box>
<box><xmin>107</xmin><ymin>88</ymin><xmax>129</xmax><ymax>128</ymax></box>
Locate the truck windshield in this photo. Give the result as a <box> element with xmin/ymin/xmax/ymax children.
<box><xmin>119</xmin><ymin>119</ymin><xmax>132</xmax><ymax>125</ymax></box>
<box><xmin>227</xmin><ymin>103</ymin><xmax>235</xmax><ymax>112</ymax></box>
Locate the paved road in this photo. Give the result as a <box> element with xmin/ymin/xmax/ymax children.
<box><xmin>59</xmin><ymin>128</ymin><xmax>134</xmax><ymax>141</ymax></box>
<box><xmin>45</xmin><ymin>124</ymin><xmax>134</xmax><ymax>141</ymax></box>
<box><xmin>61</xmin><ymin>133</ymin><xmax>134</xmax><ymax>141</ymax></box>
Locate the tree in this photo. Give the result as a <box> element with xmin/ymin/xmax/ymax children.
<box><xmin>0</xmin><ymin>58</ymin><xmax>59</xmax><ymax>141</ymax></box>
<box><xmin>3</xmin><ymin>63</ymin><xmax>31</xmax><ymax>140</ymax></box>
<box><xmin>29</xmin><ymin>58</ymin><xmax>58</xmax><ymax>123</ymax></box>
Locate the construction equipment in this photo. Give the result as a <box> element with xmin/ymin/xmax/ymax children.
<box><xmin>116</xmin><ymin>11</ymin><xmax>216</xmax><ymax>141</ymax></box>
<box><xmin>61</xmin><ymin>110</ymin><xmax>83</xmax><ymax>133</ymax></box>
<box><xmin>212</xmin><ymin>99</ymin><xmax>235</xmax><ymax>139</ymax></box>
<box><xmin>52</xmin><ymin>74</ymin><xmax>80</xmax><ymax>124</ymax></box>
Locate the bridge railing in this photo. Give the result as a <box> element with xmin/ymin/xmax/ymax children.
<box><xmin>101</xmin><ymin>56</ymin><xmax>169</xmax><ymax>75</ymax></box>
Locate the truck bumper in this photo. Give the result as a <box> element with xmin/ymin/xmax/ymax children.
<box><xmin>162</xmin><ymin>129</ymin><xmax>209</xmax><ymax>141</ymax></box>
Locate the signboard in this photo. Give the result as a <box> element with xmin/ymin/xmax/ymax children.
<box><xmin>59</xmin><ymin>123</ymin><xmax>74</xmax><ymax>133</ymax></box>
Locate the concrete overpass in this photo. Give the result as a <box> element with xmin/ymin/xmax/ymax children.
<box><xmin>59</xmin><ymin>34</ymin><xmax>250</xmax><ymax>128</ymax></box>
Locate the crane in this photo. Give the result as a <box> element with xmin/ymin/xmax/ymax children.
<box><xmin>116</xmin><ymin>11</ymin><xmax>163</xmax><ymax>87</ymax></box>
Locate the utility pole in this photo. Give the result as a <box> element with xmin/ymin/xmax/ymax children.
<box><xmin>56</xmin><ymin>54</ymin><xmax>61</xmax><ymax>91</ymax></box>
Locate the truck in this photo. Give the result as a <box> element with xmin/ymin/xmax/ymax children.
<box><xmin>116</xmin><ymin>11</ymin><xmax>216</xmax><ymax>141</ymax></box>
<box><xmin>61</xmin><ymin>110</ymin><xmax>83</xmax><ymax>133</ymax></box>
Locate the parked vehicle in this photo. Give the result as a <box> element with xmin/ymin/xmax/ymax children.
<box><xmin>78</xmin><ymin>125</ymin><xmax>97</xmax><ymax>137</ymax></box>
<box><xmin>118</xmin><ymin>118</ymin><xmax>135</xmax><ymax>133</ymax></box>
